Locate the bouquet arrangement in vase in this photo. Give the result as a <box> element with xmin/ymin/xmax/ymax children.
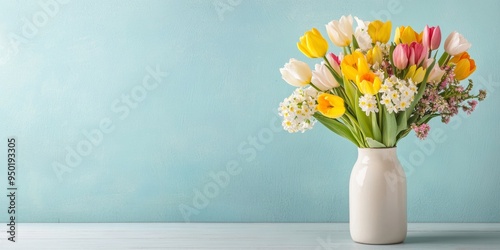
<box><xmin>277</xmin><ymin>15</ymin><xmax>486</xmax><ymax>244</ymax></box>
<box><xmin>278</xmin><ymin>15</ymin><xmax>486</xmax><ymax>147</ymax></box>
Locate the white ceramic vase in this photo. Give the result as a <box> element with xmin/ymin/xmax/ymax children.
<box><xmin>349</xmin><ymin>147</ymin><xmax>407</xmax><ymax>244</ymax></box>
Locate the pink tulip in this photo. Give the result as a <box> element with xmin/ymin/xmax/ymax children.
<box><xmin>393</xmin><ymin>43</ymin><xmax>410</xmax><ymax>69</ymax></box>
<box><xmin>424</xmin><ymin>58</ymin><xmax>446</xmax><ymax>82</ymax></box>
<box><xmin>423</xmin><ymin>25</ymin><xmax>441</xmax><ymax>50</ymax></box>
<box><xmin>408</xmin><ymin>42</ymin><xmax>427</xmax><ymax>66</ymax></box>
<box><xmin>393</xmin><ymin>42</ymin><xmax>427</xmax><ymax>70</ymax></box>
<box><xmin>326</xmin><ymin>52</ymin><xmax>341</xmax><ymax>74</ymax></box>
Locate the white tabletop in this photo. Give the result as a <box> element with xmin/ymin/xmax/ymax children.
<box><xmin>0</xmin><ymin>223</ymin><xmax>499</xmax><ymax>249</ymax></box>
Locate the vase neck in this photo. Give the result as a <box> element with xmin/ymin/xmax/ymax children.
<box><xmin>357</xmin><ymin>147</ymin><xmax>397</xmax><ymax>160</ymax></box>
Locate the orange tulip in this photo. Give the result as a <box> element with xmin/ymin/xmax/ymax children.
<box><xmin>449</xmin><ymin>52</ymin><xmax>476</xmax><ymax>80</ymax></box>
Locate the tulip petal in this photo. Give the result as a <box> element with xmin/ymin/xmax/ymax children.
<box><xmin>357</xmin><ymin>57</ymin><xmax>370</xmax><ymax>75</ymax></box>
<box><xmin>317</xmin><ymin>93</ymin><xmax>346</xmax><ymax>118</ymax></box>
<box><xmin>405</xmin><ymin>65</ymin><xmax>416</xmax><ymax>79</ymax></box>
<box><xmin>412</xmin><ymin>67</ymin><xmax>425</xmax><ymax>83</ymax></box>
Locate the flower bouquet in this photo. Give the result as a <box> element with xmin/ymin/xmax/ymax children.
<box><xmin>277</xmin><ymin>15</ymin><xmax>486</xmax><ymax>244</ymax></box>
<box><xmin>279</xmin><ymin>16</ymin><xmax>485</xmax><ymax>145</ymax></box>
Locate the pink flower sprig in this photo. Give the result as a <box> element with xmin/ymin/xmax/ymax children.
<box><xmin>415</xmin><ymin>67</ymin><xmax>486</xmax><ymax>127</ymax></box>
<box><xmin>411</xmin><ymin>123</ymin><xmax>430</xmax><ymax>140</ymax></box>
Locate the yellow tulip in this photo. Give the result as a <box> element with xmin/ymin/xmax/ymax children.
<box><xmin>368</xmin><ymin>20</ymin><xmax>392</xmax><ymax>43</ymax></box>
<box><xmin>394</xmin><ymin>26</ymin><xmax>421</xmax><ymax>44</ymax></box>
<box><xmin>367</xmin><ymin>44</ymin><xmax>383</xmax><ymax>65</ymax></box>
<box><xmin>357</xmin><ymin>73</ymin><xmax>382</xmax><ymax>95</ymax></box>
<box><xmin>404</xmin><ymin>65</ymin><xmax>425</xmax><ymax>83</ymax></box>
<box><xmin>340</xmin><ymin>51</ymin><xmax>364</xmax><ymax>81</ymax></box>
<box><xmin>355</xmin><ymin>56</ymin><xmax>382</xmax><ymax>95</ymax></box>
<box><xmin>297</xmin><ymin>28</ymin><xmax>329</xmax><ymax>58</ymax></box>
<box><xmin>449</xmin><ymin>52</ymin><xmax>476</xmax><ymax>80</ymax></box>
<box><xmin>317</xmin><ymin>93</ymin><xmax>346</xmax><ymax>118</ymax></box>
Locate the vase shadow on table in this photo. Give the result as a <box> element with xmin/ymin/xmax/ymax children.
<box><xmin>405</xmin><ymin>232</ymin><xmax>500</xmax><ymax>245</ymax></box>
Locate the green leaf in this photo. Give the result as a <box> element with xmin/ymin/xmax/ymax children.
<box><xmin>396</xmin><ymin>128</ymin><xmax>411</xmax><ymax>142</ymax></box>
<box><xmin>343</xmin><ymin>77</ymin><xmax>357</xmax><ymax>111</ymax></box>
<box><xmin>314</xmin><ymin>113</ymin><xmax>359</xmax><ymax>147</ymax></box>
<box><xmin>354</xmin><ymin>92</ymin><xmax>373</xmax><ymax>140</ymax></box>
<box><xmin>371</xmin><ymin>112</ymin><xmax>382</xmax><ymax>142</ymax></box>
<box><xmin>396</xmin><ymin>110</ymin><xmax>408</xmax><ymax>134</ymax></box>
<box><xmin>366</xmin><ymin>137</ymin><xmax>386</xmax><ymax>148</ymax></box>
<box><xmin>382</xmin><ymin>107</ymin><xmax>397</xmax><ymax>147</ymax></box>
<box><xmin>331</xmin><ymin>69</ymin><xmax>344</xmax><ymax>88</ymax></box>
<box><xmin>351</xmin><ymin>34</ymin><xmax>360</xmax><ymax>51</ymax></box>
<box><xmin>343</xmin><ymin>112</ymin><xmax>366</xmax><ymax>147</ymax></box>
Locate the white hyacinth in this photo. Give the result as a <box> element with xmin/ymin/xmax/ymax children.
<box><xmin>278</xmin><ymin>87</ymin><xmax>320</xmax><ymax>133</ymax></box>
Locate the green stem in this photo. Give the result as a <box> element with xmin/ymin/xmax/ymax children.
<box><xmin>309</xmin><ymin>82</ymin><xmax>322</xmax><ymax>92</ymax></box>
<box><xmin>375</xmin><ymin>94</ymin><xmax>382</xmax><ymax>127</ymax></box>
<box><xmin>323</xmin><ymin>56</ymin><xmax>333</xmax><ymax>69</ymax></box>
<box><xmin>339</xmin><ymin>116</ymin><xmax>364</xmax><ymax>147</ymax></box>
<box><xmin>438</xmin><ymin>51</ymin><xmax>450</xmax><ymax>67</ymax></box>
<box><xmin>344</xmin><ymin>111</ymin><xmax>366</xmax><ymax>147</ymax></box>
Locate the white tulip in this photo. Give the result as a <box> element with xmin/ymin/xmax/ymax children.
<box><xmin>280</xmin><ymin>58</ymin><xmax>312</xmax><ymax>87</ymax></box>
<box><xmin>312</xmin><ymin>62</ymin><xmax>339</xmax><ymax>91</ymax></box>
<box><xmin>444</xmin><ymin>31</ymin><xmax>471</xmax><ymax>56</ymax></box>
<box><xmin>325</xmin><ymin>15</ymin><xmax>354</xmax><ymax>47</ymax></box>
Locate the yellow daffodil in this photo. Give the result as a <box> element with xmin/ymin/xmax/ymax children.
<box><xmin>394</xmin><ymin>26</ymin><xmax>421</xmax><ymax>44</ymax></box>
<box><xmin>317</xmin><ymin>93</ymin><xmax>346</xmax><ymax>118</ymax></box>
<box><xmin>449</xmin><ymin>52</ymin><xmax>476</xmax><ymax>80</ymax></box>
<box><xmin>340</xmin><ymin>51</ymin><xmax>365</xmax><ymax>81</ymax></box>
<box><xmin>404</xmin><ymin>65</ymin><xmax>425</xmax><ymax>84</ymax></box>
<box><xmin>297</xmin><ymin>28</ymin><xmax>329</xmax><ymax>58</ymax></box>
<box><xmin>355</xmin><ymin>56</ymin><xmax>382</xmax><ymax>95</ymax></box>
<box><xmin>367</xmin><ymin>20</ymin><xmax>392</xmax><ymax>43</ymax></box>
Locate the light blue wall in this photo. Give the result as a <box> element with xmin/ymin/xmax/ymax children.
<box><xmin>0</xmin><ymin>0</ymin><xmax>498</xmax><ymax>222</ymax></box>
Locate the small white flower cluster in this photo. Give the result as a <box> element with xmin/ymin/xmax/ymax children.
<box><xmin>359</xmin><ymin>94</ymin><xmax>379</xmax><ymax>116</ymax></box>
<box><xmin>379</xmin><ymin>75</ymin><xmax>418</xmax><ymax>113</ymax></box>
<box><xmin>376</xmin><ymin>41</ymin><xmax>391</xmax><ymax>56</ymax></box>
<box><xmin>279</xmin><ymin>87</ymin><xmax>319</xmax><ymax>133</ymax></box>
